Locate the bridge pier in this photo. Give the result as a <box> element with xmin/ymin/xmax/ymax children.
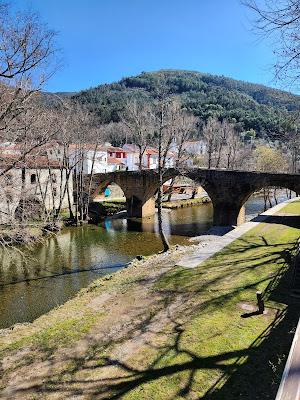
<box><xmin>212</xmin><ymin>201</ymin><xmax>243</xmax><ymax>226</ymax></box>
<box><xmin>126</xmin><ymin>196</ymin><xmax>156</xmax><ymax>218</ymax></box>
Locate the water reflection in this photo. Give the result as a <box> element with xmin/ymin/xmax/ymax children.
<box><xmin>0</xmin><ymin>206</ymin><xmax>214</xmax><ymax>328</ymax></box>
<box><xmin>0</xmin><ymin>192</ymin><xmax>293</xmax><ymax>328</ymax></box>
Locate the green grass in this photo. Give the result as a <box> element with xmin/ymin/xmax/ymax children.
<box><xmin>129</xmin><ymin>206</ymin><xmax>300</xmax><ymax>399</ymax></box>
<box><xmin>1</xmin><ymin>200</ymin><xmax>300</xmax><ymax>399</ymax></box>
<box><xmin>101</xmin><ymin>198</ymin><xmax>126</xmax><ymax>205</ymax></box>
<box><xmin>162</xmin><ymin>196</ymin><xmax>210</xmax><ymax>209</ymax></box>
<box><xmin>279</xmin><ymin>199</ymin><xmax>300</xmax><ymax>214</ymax></box>
<box><xmin>2</xmin><ymin>312</ymin><xmax>101</xmax><ymax>357</ymax></box>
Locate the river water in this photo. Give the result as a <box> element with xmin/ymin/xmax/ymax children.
<box><xmin>0</xmin><ymin>192</ymin><xmax>293</xmax><ymax>329</ymax></box>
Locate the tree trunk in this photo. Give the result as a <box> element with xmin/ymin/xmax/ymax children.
<box><xmin>167</xmin><ymin>177</ymin><xmax>175</xmax><ymax>202</ymax></box>
<box><xmin>157</xmin><ymin>174</ymin><xmax>170</xmax><ymax>252</ymax></box>
<box><xmin>157</xmin><ymin>107</ymin><xmax>170</xmax><ymax>253</ymax></box>
<box><xmin>191</xmin><ymin>186</ymin><xmax>197</xmax><ymax>199</ymax></box>
<box><xmin>273</xmin><ymin>188</ymin><xmax>278</xmax><ymax>205</ymax></box>
<box><xmin>66</xmin><ymin>179</ymin><xmax>74</xmax><ymax>220</ymax></box>
<box><xmin>263</xmin><ymin>189</ymin><xmax>267</xmax><ymax>211</ymax></box>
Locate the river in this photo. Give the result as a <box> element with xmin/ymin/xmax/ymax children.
<box><xmin>0</xmin><ymin>191</ymin><xmax>293</xmax><ymax>329</ymax></box>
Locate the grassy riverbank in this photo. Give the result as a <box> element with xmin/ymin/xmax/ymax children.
<box><xmin>162</xmin><ymin>196</ymin><xmax>211</xmax><ymax>209</ymax></box>
<box><xmin>94</xmin><ymin>197</ymin><xmax>211</xmax><ymax>216</ymax></box>
<box><xmin>0</xmin><ymin>201</ymin><xmax>300</xmax><ymax>399</ymax></box>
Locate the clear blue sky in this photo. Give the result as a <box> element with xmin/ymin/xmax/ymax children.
<box><xmin>16</xmin><ymin>0</ymin><xmax>278</xmax><ymax>93</ymax></box>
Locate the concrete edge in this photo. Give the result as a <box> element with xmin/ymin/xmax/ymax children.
<box><xmin>176</xmin><ymin>197</ymin><xmax>299</xmax><ymax>269</ymax></box>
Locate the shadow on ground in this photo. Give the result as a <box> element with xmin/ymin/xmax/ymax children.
<box><xmin>252</xmin><ymin>214</ymin><xmax>300</xmax><ymax>229</ymax></box>
<box><xmin>1</xmin><ymin>233</ymin><xmax>300</xmax><ymax>399</ymax></box>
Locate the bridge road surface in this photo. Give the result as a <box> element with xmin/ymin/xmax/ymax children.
<box><xmin>276</xmin><ymin>318</ymin><xmax>300</xmax><ymax>400</ymax></box>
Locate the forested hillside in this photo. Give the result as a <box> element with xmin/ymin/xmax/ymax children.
<box><xmin>69</xmin><ymin>70</ymin><xmax>300</xmax><ymax>140</ymax></box>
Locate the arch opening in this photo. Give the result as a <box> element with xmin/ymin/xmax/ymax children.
<box><xmin>162</xmin><ymin>175</ymin><xmax>212</xmax><ymax>205</ymax></box>
<box><xmin>88</xmin><ymin>181</ymin><xmax>127</xmax><ymax>222</ymax></box>
<box><xmin>239</xmin><ymin>186</ymin><xmax>298</xmax><ymax>224</ymax></box>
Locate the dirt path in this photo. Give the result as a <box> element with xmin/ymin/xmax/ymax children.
<box><xmin>0</xmin><ymin>246</ymin><xmax>204</xmax><ymax>399</ymax></box>
<box><xmin>1</xmin><ymin>201</ymin><xmax>300</xmax><ymax>399</ymax></box>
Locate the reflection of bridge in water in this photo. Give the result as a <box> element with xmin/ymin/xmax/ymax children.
<box><xmin>87</xmin><ymin>168</ymin><xmax>300</xmax><ymax>226</ymax></box>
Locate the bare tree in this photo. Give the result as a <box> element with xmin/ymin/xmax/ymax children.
<box><xmin>64</xmin><ymin>103</ymin><xmax>103</xmax><ymax>225</ymax></box>
<box><xmin>244</xmin><ymin>0</ymin><xmax>300</xmax><ymax>84</ymax></box>
<box><xmin>202</xmin><ymin>117</ymin><xmax>219</xmax><ymax>169</ymax></box>
<box><xmin>166</xmin><ymin>104</ymin><xmax>198</xmax><ymax>201</ymax></box>
<box><xmin>0</xmin><ymin>2</ymin><xmax>58</xmax><ymax>179</ymax></box>
<box><xmin>225</xmin><ymin>123</ymin><xmax>242</xmax><ymax>169</ymax></box>
<box><xmin>121</xmin><ymin>99</ymin><xmax>155</xmax><ymax>170</ymax></box>
<box><xmin>153</xmin><ymin>91</ymin><xmax>196</xmax><ymax>252</ymax></box>
<box><xmin>154</xmin><ymin>95</ymin><xmax>172</xmax><ymax>252</ymax></box>
<box><xmin>283</xmin><ymin>125</ymin><xmax>300</xmax><ymax>173</ymax></box>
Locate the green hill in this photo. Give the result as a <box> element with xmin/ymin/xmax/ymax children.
<box><xmin>70</xmin><ymin>69</ymin><xmax>300</xmax><ymax>140</ymax></box>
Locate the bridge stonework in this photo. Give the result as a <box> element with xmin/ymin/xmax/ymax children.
<box><xmin>88</xmin><ymin>169</ymin><xmax>300</xmax><ymax>226</ymax></box>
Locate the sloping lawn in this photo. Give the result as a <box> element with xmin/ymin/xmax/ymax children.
<box><xmin>0</xmin><ymin>201</ymin><xmax>300</xmax><ymax>399</ymax></box>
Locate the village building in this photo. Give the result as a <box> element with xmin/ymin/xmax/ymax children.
<box><xmin>0</xmin><ymin>154</ymin><xmax>73</xmax><ymax>224</ymax></box>
<box><xmin>68</xmin><ymin>144</ymin><xmax>108</xmax><ymax>174</ymax></box>
<box><xmin>69</xmin><ymin>143</ymin><xmax>128</xmax><ymax>173</ymax></box>
<box><xmin>122</xmin><ymin>144</ymin><xmax>140</xmax><ymax>170</ymax></box>
<box><xmin>122</xmin><ymin>144</ymin><xmax>176</xmax><ymax>170</ymax></box>
<box><xmin>106</xmin><ymin>145</ymin><xmax>127</xmax><ymax>160</ymax></box>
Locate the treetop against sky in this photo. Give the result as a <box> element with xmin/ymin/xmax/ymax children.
<box><xmin>14</xmin><ymin>0</ymin><xmax>278</xmax><ymax>93</ymax></box>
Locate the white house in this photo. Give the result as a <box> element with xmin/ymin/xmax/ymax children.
<box><xmin>106</xmin><ymin>157</ymin><xmax>126</xmax><ymax>172</ymax></box>
<box><xmin>69</xmin><ymin>144</ymin><xmax>108</xmax><ymax>173</ymax></box>
<box><xmin>122</xmin><ymin>144</ymin><xmax>140</xmax><ymax>171</ymax></box>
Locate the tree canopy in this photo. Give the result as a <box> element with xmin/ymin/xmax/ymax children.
<box><xmin>66</xmin><ymin>69</ymin><xmax>300</xmax><ymax>141</ymax></box>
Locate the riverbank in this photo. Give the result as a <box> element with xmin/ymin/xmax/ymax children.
<box><xmin>162</xmin><ymin>195</ymin><xmax>211</xmax><ymax>209</ymax></box>
<box><xmin>0</xmin><ymin>200</ymin><xmax>300</xmax><ymax>399</ymax></box>
<box><xmin>0</xmin><ymin>220</ymin><xmax>63</xmax><ymax>247</ymax></box>
<box><xmin>92</xmin><ymin>196</ymin><xmax>211</xmax><ymax>217</ymax></box>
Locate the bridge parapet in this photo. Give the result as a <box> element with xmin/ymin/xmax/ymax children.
<box><xmin>86</xmin><ymin>169</ymin><xmax>300</xmax><ymax>224</ymax></box>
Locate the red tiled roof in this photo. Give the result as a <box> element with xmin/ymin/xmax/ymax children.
<box><xmin>107</xmin><ymin>157</ymin><xmax>125</xmax><ymax>165</ymax></box>
<box><xmin>107</xmin><ymin>146</ymin><xmax>128</xmax><ymax>153</ymax></box>
<box><xmin>145</xmin><ymin>148</ymin><xmax>158</xmax><ymax>155</ymax></box>
<box><xmin>0</xmin><ymin>155</ymin><xmax>61</xmax><ymax>169</ymax></box>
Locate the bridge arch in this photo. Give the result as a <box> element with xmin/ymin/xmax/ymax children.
<box><xmin>184</xmin><ymin>169</ymin><xmax>300</xmax><ymax>226</ymax></box>
<box><xmin>89</xmin><ymin>171</ymin><xmax>167</xmax><ymax>218</ymax></box>
<box><xmin>235</xmin><ymin>183</ymin><xmax>297</xmax><ymax>224</ymax></box>
<box><xmin>87</xmin><ymin>169</ymin><xmax>300</xmax><ymax>226</ymax></box>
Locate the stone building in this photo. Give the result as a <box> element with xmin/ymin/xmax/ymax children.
<box><xmin>0</xmin><ymin>152</ymin><xmax>73</xmax><ymax>224</ymax></box>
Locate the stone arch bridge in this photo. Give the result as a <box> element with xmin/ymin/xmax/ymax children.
<box><xmin>87</xmin><ymin>169</ymin><xmax>300</xmax><ymax>226</ymax></box>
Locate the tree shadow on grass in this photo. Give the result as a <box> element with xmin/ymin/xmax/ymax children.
<box><xmin>17</xmin><ymin>307</ymin><xmax>298</xmax><ymax>400</ymax></box>
<box><xmin>252</xmin><ymin>214</ymin><xmax>300</xmax><ymax>229</ymax></box>
<box><xmin>204</xmin><ymin>309</ymin><xmax>299</xmax><ymax>400</ymax></box>
<box><xmin>2</xmin><ymin>235</ymin><xmax>299</xmax><ymax>399</ymax></box>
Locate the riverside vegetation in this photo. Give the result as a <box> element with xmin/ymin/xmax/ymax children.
<box><xmin>1</xmin><ymin>200</ymin><xmax>299</xmax><ymax>399</ymax></box>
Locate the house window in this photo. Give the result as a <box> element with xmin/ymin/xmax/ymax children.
<box><xmin>31</xmin><ymin>174</ymin><xmax>36</xmax><ymax>184</ymax></box>
<box><xmin>53</xmin><ymin>187</ymin><xmax>57</xmax><ymax>197</ymax></box>
<box><xmin>52</xmin><ymin>173</ymin><xmax>57</xmax><ymax>183</ymax></box>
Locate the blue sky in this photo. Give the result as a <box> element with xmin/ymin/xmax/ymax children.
<box><xmin>15</xmin><ymin>0</ymin><xmax>278</xmax><ymax>93</ymax></box>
